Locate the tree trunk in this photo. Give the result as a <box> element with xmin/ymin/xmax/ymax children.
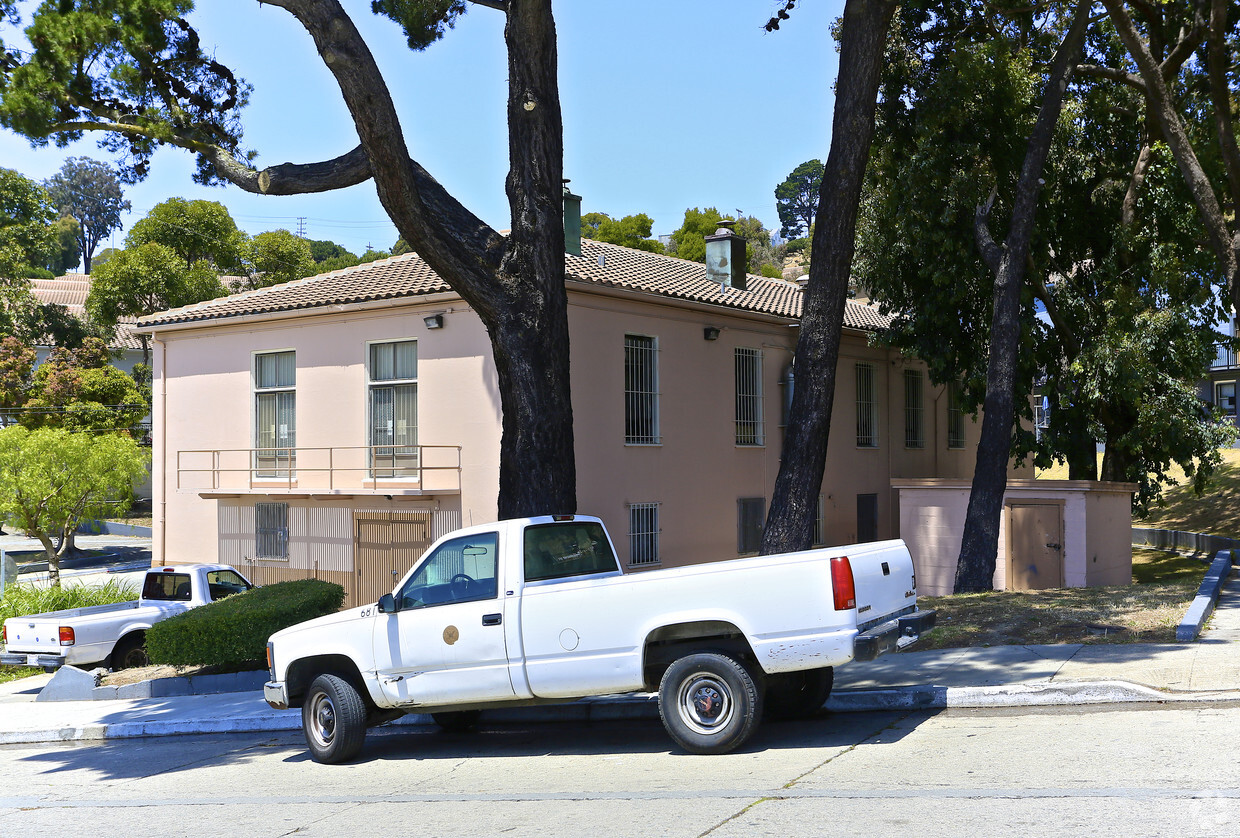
<box><xmin>761</xmin><ymin>0</ymin><xmax>897</xmax><ymax>555</ymax></box>
<box><xmin>954</xmin><ymin>1</ymin><xmax>1091</xmax><ymax>593</ymax></box>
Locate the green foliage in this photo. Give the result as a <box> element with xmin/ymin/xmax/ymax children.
<box><xmin>87</xmin><ymin>242</ymin><xmax>228</xmax><ymax>338</ymax></box>
<box><xmin>308</xmin><ymin>239</ymin><xmax>356</xmax><ymax>263</ymax></box>
<box><xmin>391</xmin><ymin>238</ymin><xmax>411</xmax><ymax>256</ymax></box>
<box><xmin>759</xmin><ymin>263</ymin><xmax>783</xmax><ymax>278</ymax></box>
<box><xmin>0</xmin><ymin>167</ymin><xmax>55</xmax><ymax>283</ymax></box>
<box><xmin>373</xmin><ymin>0</ymin><xmax>469</xmax><ymax>51</ymax></box>
<box><xmin>774</xmin><ymin>159</ymin><xmax>823</xmax><ymax>239</ymax></box>
<box><xmin>239</xmin><ymin>229</ymin><xmax>315</xmax><ymax>290</ymax></box>
<box><xmin>45</xmin><ymin>215</ymin><xmax>82</xmax><ymax>275</ymax></box>
<box><xmin>0</xmin><ymin>426</ymin><xmax>148</xmax><ymax>575</ymax></box>
<box><xmin>580</xmin><ymin>211</ymin><xmax>663</xmax><ymax>253</ymax></box>
<box><xmin>667</xmin><ymin>207</ymin><xmax>724</xmax><ymax>263</ymax></box>
<box><xmin>146</xmin><ymin>579</ymin><xmax>346</xmax><ymax>667</ymax></box>
<box><xmin>125</xmin><ymin>198</ymin><xmax>248</xmax><ymax>272</ymax></box>
<box><xmin>42</xmin><ymin>157</ymin><xmax>130</xmax><ymax>272</ymax></box>
<box><xmin>1</xmin><ymin>578</ymin><xmax>137</xmax><ymax>625</ymax></box>
<box><xmin>856</xmin><ymin>0</ymin><xmax>1231</xmax><ymax>510</ymax></box>
<box><xmin>22</xmin><ymin>339</ymin><xmax>149</xmax><ymax>433</ymax></box>
<box><xmin>0</xmin><ymin>2</ymin><xmax>253</xmax><ymax>187</ymax></box>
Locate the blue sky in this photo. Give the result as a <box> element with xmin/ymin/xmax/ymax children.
<box><xmin>1</xmin><ymin>1</ymin><xmax>843</xmax><ymax>259</ymax></box>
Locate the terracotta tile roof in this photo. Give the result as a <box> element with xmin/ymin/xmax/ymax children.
<box><xmin>138</xmin><ymin>239</ymin><xmax>892</xmax><ymax>333</ymax></box>
<box><xmin>29</xmin><ymin>275</ymin><xmax>143</xmax><ymax>351</ymax></box>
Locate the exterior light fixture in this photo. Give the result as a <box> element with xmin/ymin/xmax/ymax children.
<box><xmin>703</xmin><ymin>326</ymin><xmax>721</xmax><ymax>341</ymax></box>
<box><xmin>423</xmin><ymin>314</ymin><xmax>444</xmax><ymax>330</ymax></box>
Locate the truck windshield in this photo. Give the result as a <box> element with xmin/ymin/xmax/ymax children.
<box><xmin>524</xmin><ymin>522</ymin><xmax>618</xmax><ymax>582</ymax></box>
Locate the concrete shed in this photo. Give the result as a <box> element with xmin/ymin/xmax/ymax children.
<box><xmin>893</xmin><ymin>479</ymin><xmax>1138</xmax><ymax>596</ymax></box>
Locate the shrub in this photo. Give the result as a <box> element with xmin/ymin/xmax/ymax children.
<box><xmin>145</xmin><ymin>579</ymin><xmax>345</xmax><ymax>668</ymax></box>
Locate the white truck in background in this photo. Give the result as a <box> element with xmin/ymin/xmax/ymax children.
<box><xmin>1</xmin><ymin>565</ymin><xmax>253</xmax><ymax>671</ymax></box>
<box><xmin>265</xmin><ymin>515</ymin><xmax>935</xmax><ymax>763</ymax></box>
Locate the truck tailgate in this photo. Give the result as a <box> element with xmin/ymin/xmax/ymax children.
<box><xmin>3</xmin><ymin>617</ymin><xmax>71</xmax><ymax>655</ymax></box>
<box><xmin>847</xmin><ymin>540</ymin><xmax>919</xmax><ymax>627</ymax></box>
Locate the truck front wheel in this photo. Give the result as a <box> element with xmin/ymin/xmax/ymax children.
<box><xmin>303</xmin><ymin>674</ymin><xmax>367</xmax><ymax>764</ymax></box>
<box><xmin>658</xmin><ymin>652</ymin><xmax>762</xmax><ymax>755</ymax></box>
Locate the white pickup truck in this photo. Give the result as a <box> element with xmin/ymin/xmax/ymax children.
<box><xmin>265</xmin><ymin>515</ymin><xmax>935</xmax><ymax>763</ymax></box>
<box><xmin>1</xmin><ymin>565</ymin><xmax>253</xmax><ymax>671</ymax></box>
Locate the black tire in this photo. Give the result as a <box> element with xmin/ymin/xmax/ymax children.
<box><xmin>764</xmin><ymin>667</ymin><xmax>834</xmax><ymax>720</ymax></box>
<box><xmin>302</xmin><ymin>674</ymin><xmax>368</xmax><ymax>764</ymax></box>
<box><xmin>110</xmin><ymin>633</ymin><xmax>149</xmax><ymax>670</ymax></box>
<box><xmin>658</xmin><ymin>652</ymin><xmax>763</xmax><ymax>755</ymax></box>
<box><xmin>432</xmin><ymin>710</ymin><xmax>482</xmax><ymax>732</ymax></box>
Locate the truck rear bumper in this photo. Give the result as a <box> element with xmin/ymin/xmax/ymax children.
<box><xmin>853</xmin><ymin>609</ymin><xmax>937</xmax><ymax>662</ymax></box>
<box><xmin>264</xmin><ymin>681</ymin><xmax>290</xmax><ymax>710</ymax></box>
<box><xmin>1</xmin><ymin>651</ymin><xmax>68</xmax><ymax>669</ymax></box>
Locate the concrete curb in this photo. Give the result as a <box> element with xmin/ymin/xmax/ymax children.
<box><xmin>826</xmin><ymin>681</ymin><xmax>1240</xmax><ymax>712</ymax></box>
<box><xmin>1177</xmin><ymin>550</ymin><xmax>1235</xmax><ymax>642</ymax></box>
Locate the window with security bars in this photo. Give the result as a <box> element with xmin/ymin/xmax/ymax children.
<box><xmin>255</xmin><ymin>351</ymin><xmax>295</xmax><ymax>477</ymax></box>
<box><xmin>255</xmin><ymin>502</ymin><xmax>289</xmax><ymax>559</ymax></box>
<box><xmin>857</xmin><ymin>493</ymin><xmax>878</xmax><ymax>543</ymax></box>
<box><xmin>625</xmin><ymin>335</ymin><xmax>659</xmax><ymax>444</ymax></box>
<box><xmin>369</xmin><ymin>340</ymin><xmax>418</xmax><ymax>478</ymax></box>
<box><xmin>628</xmin><ymin>503</ymin><xmax>660</xmax><ymax>566</ymax></box>
<box><xmin>947</xmin><ymin>382</ymin><xmax>966</xmax><ymax>449</ymax></box>
<box><xmin>904</xmin><ymin>369</ymin><xmax>925</xmax><ymax>449</ymax></box>
<box><xmin>813</xmin><ymin>494</ymin><xmax>826</xmax><ymax>547</ymax></box>
<box><xmin>737</xmin><ymin>497</ymin><xmax>765</xmax><ymax>555</ymax></box>
<box><xmin>735</xmin><ymin>347</ymin><xmax>764</xmax><ymax>445</ymax></box>
<box><xmin>856</xmin><ymin>363</ymin><xmax>878</xmax><ymax>447</ymax></box>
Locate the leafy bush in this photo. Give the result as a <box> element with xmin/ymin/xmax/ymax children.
<box><xmin>1</xmin><ymin>579</ymin><xmax>137</xmax><ymax>624</ymax></box>
<box><xmin>146</xmin><ymin>579</ymin><xmax>345</xmax><ymax>668</ymax></box>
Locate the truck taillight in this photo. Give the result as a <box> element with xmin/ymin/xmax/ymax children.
<box><xmin>1</xmin><ymin>624</ymin><xmax>5</xmax><ymax>644</ymax></box>
<box><xmin>59</xmin><ymin>626</ymin><xmax>75</xmax><ymax>646</ymax></box>
<box><xmin>831</xmin><ymin>556</ymin><xmax>856</xmax><ymax>611</ymax></box>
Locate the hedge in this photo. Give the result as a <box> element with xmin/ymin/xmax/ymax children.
<box><xmin>146</xmin><ymin>579</ymin><xmax>345</xmax><ymax>668</ymax></box>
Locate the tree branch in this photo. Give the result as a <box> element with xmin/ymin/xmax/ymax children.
<box><xmin>1207</xmin><ymin>0</ymin><xmax>1240</xmax><ymax>213</ymax></box>
<box><xmin>1074</xmin><ymin>63</ymin><xmax>1145</xmax><ymax>92</ymax></box>
<box><xmin>975</xmin><ymin>187</ymin><xmax>1004</xmax><ymax>273</ymax></box>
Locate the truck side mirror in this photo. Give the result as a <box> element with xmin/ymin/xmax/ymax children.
<box><xmin>378</xmin><ymin>593</ymin><xmax>398</xmax><ymax>614</ymax></box>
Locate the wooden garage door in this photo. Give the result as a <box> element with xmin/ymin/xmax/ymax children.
<box><xmin>354</xmin><ymin>510</ymin><xmax>434</xmax><ymax>607</ymax></box>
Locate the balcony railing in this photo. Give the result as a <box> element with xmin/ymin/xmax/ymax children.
<box><xmin>176</xmin><ymin>445</ymin><xmax>462</xmax><ymax>495</ymax></box>
<box><xmin>1213</xmin><ymin>344</ymin><xmax>1238</xmax><ymax>369</ymax></box>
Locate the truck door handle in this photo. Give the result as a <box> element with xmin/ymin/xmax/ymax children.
<box><xmin>482</xmin><ymin>613</ymin><xmax>502</xmax><ymax>626</ymax></box>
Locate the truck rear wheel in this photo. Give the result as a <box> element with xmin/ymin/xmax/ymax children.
<box><xmin>764</xmin><ymin>666</ymin><xmax>834</xmax><ymax>720</ymax></box>
<box><xmin>303</xmin><ymin>674</ymin><xmax>367</xmax><ymax>764</ymax></box>
<box><xmin>658</xmin><ymin>652</ymin><xmax>762</xmax><ymax>755</ymax></box>
<box><xmin>111</xmin><ymin>634</ymin><xmax>149</xmax><ymax>670</ymax></box>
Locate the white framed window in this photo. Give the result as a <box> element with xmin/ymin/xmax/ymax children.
<box><xmin>735</xmin><ymin>347</ymin><xmax>764</xmax><ymax>446</ymax></box>
<box><xmin>1217</xmin><ymin>382</ymin><xmax>1237</xmax><ymax>418</ymax></box>
<box><xmin>369</xmin><ymin>340</ymin><xmax>418</xmax><ymax>478</ymax></box>
<box><xmin>628</xmin><ymin>502</ymin><xmax>660</xmax><ymax>567</ymax></box>
<box><xmin>625</xmin><ymin>335</ymin><xmax>660</xmax><ymax>444</ymax></box>
<box><xmin>255</xmin><ymin>502</ymin><xmax>289</xmax><ymax>559</ymax></box>
<box><xmin>947</xmin><ymin>381</ymin><xmax>966</xmax><ymax>449</ymax></box>
<box><xmin>856</xmin><ymin>363</ymin><xmax>878</xmax><ymax>448</ymax></box>
<box><xmin>904</xmin><ymin>368</ymin><xmax>925</xmax><ymax>449</ymax></box>
<box><xmin>254</xmin><ymin>351</ymin><xmax>295</xmax><ymax>477</ymax></box>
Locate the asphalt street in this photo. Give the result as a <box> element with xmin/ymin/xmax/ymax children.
<box><xmin>2</xmin><ymin>702</ymin><xmax>1238</xmax><ymax>837</ymax></box>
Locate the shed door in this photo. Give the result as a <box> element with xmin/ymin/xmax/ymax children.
<box><xmin>1008</xmin><ymin>503</ymin><xmax>1063</xmax><ymax>590</ymax></box>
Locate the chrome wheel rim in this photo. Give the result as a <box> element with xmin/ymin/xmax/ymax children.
<box><xmin>308</xmin><ymin>691</ymin><xmax>337</xmax><ymax>749</ymax></box>
<box><xmin>677</xmin><ymin>672</ymin><xmax>734</xmax><ymax>735</ymax></box>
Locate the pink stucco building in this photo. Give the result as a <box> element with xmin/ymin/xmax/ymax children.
<box><xmin>138</xmin><ymin>239</ymin><xmax>1013</xmax><ymax>607</ymax></box>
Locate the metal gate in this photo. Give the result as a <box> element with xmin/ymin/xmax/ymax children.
<box><xmin>354</xmin><ymin>510</ymin><xmax>434</xmax><ymax>607</ymax></box>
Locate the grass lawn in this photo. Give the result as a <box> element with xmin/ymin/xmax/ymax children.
<box><xmin>0</xmin><ymin>666</ymin><xmax>40</xmax><ymax>685</ymax></box>
<box><xmin>914</xmin><ymin>547</ymin><xmax>1206</xmax><ymax>650</ymax></box>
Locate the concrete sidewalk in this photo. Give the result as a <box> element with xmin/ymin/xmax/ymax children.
<box><xmin>2</xmin><ymin>564</ymin><xmax>1238</xmax><ymax>746</ymax></box>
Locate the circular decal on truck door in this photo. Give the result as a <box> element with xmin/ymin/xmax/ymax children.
<box><xmin>443</xmin><ymin>625</ymin><xmax>460</xmax><ymax>645</ymax></box>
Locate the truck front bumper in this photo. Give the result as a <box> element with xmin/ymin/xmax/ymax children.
<box><xmin>264</xmin><ymin>681</ymin><xmax>290</xmax><ymax>710</ymax></box>
<box><xmin>853</xmin><ymin>609</ymin><xmax>937</xmax><ymax>662</ymax></box>
<box><xmin>1</xmin><ymin>651</ymin><xmax>68</xmax><ymax>669</ymax></box>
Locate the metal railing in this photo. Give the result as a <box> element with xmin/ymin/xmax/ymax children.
<box><xmin>1213</xmin><ymin>344</ymin><xmax>1238</xmax><ymax>369</ymax></box>
<box><xmin>176</xmin><ymin>445</ymin><xmax>462</xmax><ymax>494</ymax></box>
